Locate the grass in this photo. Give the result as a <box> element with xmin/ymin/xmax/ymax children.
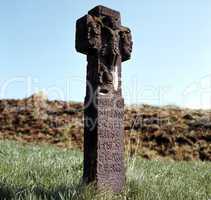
<box><xmin>0</xmin><ymin>140</ymin><xmax>210</xmax><ymax>200</ymax></box>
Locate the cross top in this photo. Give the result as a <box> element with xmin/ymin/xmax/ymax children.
<box><xmin>76</xmin><ymin>5</ymin><xmax>132</xmax><ymax>62</ymax></box>
<box><xmin>76</xmin><ymin>6</ymin><xmax>132</xmax><ymax>95</ymax></box>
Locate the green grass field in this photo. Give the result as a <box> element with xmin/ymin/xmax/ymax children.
<box><xmin>0</xmin><ymin>140</ymin><xmax>210</xmax><ymax>200</ymax></box>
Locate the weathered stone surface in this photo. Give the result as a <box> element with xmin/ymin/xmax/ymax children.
<box><xmin>76</xmin><ymin>5</ymin><xmax>132</xmax><ymax>192</ymax></box>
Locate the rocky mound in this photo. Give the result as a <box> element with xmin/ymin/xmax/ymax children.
<box><xmin>125</xmin><ymin>105</ymin><xmax>211</xmax><ymax>161</ymax></box>
<box><xmin>0</xmin><ymin>94</ymin><xmax>210</xmax><ymax>161</ymax></box>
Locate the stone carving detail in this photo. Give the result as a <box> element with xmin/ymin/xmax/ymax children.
<box><xmin>76</xmin><ymin>5</ymin><xmax>132</xmax><ymax>95</ymax></box>
<box><xmin>75</xmin><ymin>5</ymin><xmax>132</xmax><ymax>192</ymax></box>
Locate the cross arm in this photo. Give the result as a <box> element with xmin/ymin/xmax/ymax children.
<box><xmin>75</xmin><ymin>14</ymin><xmax>102</xmax><ymax>55</ymax></box>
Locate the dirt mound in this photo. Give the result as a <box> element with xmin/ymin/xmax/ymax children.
<box><xmin>124</xmin><ymin>105</ymin><xmax>211</xmax><ymax>161</ymax></box>
<box><xmin>0</xmin><ymin>94</ymin><xmax>83</xmax><ymax>148</ymax></box>
<box><xmin>0</xmin><ymin>95</ymin><xmax>210</xmax><ymax>161</ymax></box>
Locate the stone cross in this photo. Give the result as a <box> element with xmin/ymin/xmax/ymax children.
<box><xmin>75</xmin><ymin>5</ymin><xmax>132</xmax><ymax>192</ymax></box>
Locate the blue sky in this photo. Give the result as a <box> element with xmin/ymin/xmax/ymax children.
<box><xmin>0</xmin><ymin>0</ymin><xmax>211</xmax><ymax>108</ymax></box>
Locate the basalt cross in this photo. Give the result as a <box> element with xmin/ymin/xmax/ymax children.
<box><xmin>75</xmin><ymin>5</ymin><xmax>132</xmax><ymax>192</ymax></box>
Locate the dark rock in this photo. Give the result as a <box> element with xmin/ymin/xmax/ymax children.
<box><xmin>183</xmin><ymin>114</ymin><xmax>194</xmax><ymax>120</ymax></box>
<box><xmin>176</xmin><ymin>136</ymin><xmax>193</xmax><ymax>146</ymax></box>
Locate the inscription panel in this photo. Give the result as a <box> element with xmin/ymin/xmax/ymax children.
<box><xmin>97</xmin><ymin>96</ymin><xmax>125</xmax><ymax>191</ymax></box>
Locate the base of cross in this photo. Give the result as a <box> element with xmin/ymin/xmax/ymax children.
<box><xmin>83</xmin><ymin>94</ymin><xmax>125</xmax><ymax>193</ymax></box>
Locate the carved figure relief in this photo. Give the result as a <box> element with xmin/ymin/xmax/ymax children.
<box><xmin>87</xmin><ymin>15</ymin><xmax>102</xmax><ymax>52</ymax></box>
<box><xmin>76</xmin><ymin>7</ymin><xmax>133</xmax><ymax>95</ymax></box>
